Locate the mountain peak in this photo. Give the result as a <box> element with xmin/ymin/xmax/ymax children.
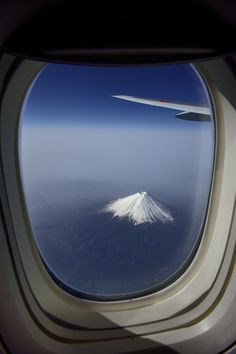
<box><xmin>103</xmin><ymin>192</ymin><xmax>174</xmax><ymax>225</ymax></box>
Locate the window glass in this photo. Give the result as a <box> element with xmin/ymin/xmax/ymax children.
<box><xmin>19</xmin><ymin>63</ymin><xmax>214</xmax><ymax>300</ymax></box>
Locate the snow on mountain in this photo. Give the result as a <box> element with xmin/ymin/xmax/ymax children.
<box><xmin>103</xmin><ymin>192</ymin><xmax>174</xmax><ymax>225</ymax></box>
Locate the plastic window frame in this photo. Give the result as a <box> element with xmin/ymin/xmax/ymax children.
<box><xmin>0</xmin><ymin>55</ymin><xmax>236</xmax><ymax>340</ymax></box>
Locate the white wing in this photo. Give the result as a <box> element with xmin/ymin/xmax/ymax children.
<box><xmin>112</xmin><ymin>95</ymin><xmax>211</xmax><ymax>121</ymax></box>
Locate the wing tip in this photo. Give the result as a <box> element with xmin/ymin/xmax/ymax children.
<box><xmin>112</xmin><ymin>95</ymin><xmax>129</xmax><ymax>99</ymax></box>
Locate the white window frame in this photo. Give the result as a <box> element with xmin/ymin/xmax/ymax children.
<box><xmin>1</xmin><ymin>54</ymin><xmax>236</xmax><ymax>351</ymax></box>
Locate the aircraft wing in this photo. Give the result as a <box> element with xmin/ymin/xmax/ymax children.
<box><xmin>112</xmin><ymin>95</ymin><xmax>211</xmax><ymax>121</ymax></box>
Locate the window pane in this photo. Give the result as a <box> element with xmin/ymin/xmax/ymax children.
<box><xmin>19</xmin><ymin>63</ymin><xmax>214</xmax><ymax>300</ymax></box>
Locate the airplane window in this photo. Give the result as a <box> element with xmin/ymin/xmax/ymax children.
<box><xmin>19</xmin><ymin>63</ymin><xmax>214</xmax><ymax>300</ymax></box>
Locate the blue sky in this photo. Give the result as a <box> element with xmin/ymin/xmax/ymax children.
<box><xmin>22</xmin><ymin>63</ymin><xmax>210</xmax><ymax>128</ymax></box>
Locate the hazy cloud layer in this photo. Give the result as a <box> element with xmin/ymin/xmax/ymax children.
<box><xmin>20</xmin><ymin>124</ymin><xmax>213</xmax><ymax>207</ymax></box>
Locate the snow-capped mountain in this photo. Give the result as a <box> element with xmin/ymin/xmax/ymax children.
<box><xmin>103</xmin><ymin>192</ymin><xmax>174</xmax><ymax>225</ymax></box>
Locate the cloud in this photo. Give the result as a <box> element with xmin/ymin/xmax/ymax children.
<box><xmin>19</xmin><ymin>124</ymin><xmax>213</xmax><ymax>208</ymax></box>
